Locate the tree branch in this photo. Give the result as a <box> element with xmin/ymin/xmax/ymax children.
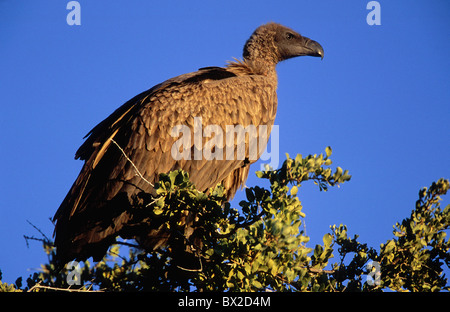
<box><xmin>27</xmin><ymin>283</ymin><xmax>104</xmax><ymax>293</ymax></box>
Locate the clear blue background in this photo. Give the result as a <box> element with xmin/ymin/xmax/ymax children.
<box><xmin>1</xmin><ymin>1</ymin><xmax>449</xmax><ymax>284</ymax></box>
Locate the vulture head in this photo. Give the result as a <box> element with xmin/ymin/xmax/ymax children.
<box><xmin>243</xmin><ymin>22</ymin><xmax>324</xmax><ymax>67</ymax></box>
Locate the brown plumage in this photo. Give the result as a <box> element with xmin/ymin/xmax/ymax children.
<box><xmin>53</xmin><ymin>22</ymin><xmax>324</xmax><ymax>263</ymax></box>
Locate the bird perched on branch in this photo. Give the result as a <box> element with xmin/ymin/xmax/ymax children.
<box><xmin>53</xmin><ymin>22</ymin><xmax>324</xmax><ymax>263</ymax></box>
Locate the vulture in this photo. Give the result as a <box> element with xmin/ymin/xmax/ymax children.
<box><xmin>54</xmin><ymin>22</ymin><xmax>324</xmax><ymax>263</ymax></box>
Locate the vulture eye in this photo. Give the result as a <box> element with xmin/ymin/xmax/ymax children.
<box><xmin>286</xmin><ymin>32</ymin><xmax>294</xmax><ymax>40</ymax></box>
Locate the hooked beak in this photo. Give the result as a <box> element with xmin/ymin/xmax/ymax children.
<box><xmin>303</xmin><ymin>37</ymin><xmax>324</xmax><ymax>59</ymax></box>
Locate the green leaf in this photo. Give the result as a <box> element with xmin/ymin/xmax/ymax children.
<box><xmin>325</xmin><ymin>146</ymin><xmax>332</xmax><ymax>158</ymax></box>
<box><xmin>383</xmin><ymin>240</ymin><xmax>396</xmax><ymax>253</ymax></box>
<box><xmin>252</xmin><ymin>280</ymin><xmax>262</xmax><ymax>288</ymax></box>
<box><xmin>291</xmin><ymin>185</ymin><xmax>298</xmax><ymax>196</ymax></box>
<box><xmin>323</xmin><ymin>233</ymin><xmax>333</xmax><ymax>247</ymax></box>
<box><xmin>245</xmin><ymin>188</ymin><xmax>255</xmax><ymax>202</ymax></box>
<box><xmin>334</xmin><ymin>167</ymin><xmax>343</xmax><ymax>180</ymax></box>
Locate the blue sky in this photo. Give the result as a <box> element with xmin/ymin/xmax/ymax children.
<box><xmin>0</xmin><ymin>1</ymin><xmax>449</xmax><ymax>284</ymax></box>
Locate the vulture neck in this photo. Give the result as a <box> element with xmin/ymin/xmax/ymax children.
<box><xmin>227</xmin><ymin>58</ymin><xmax>278</xmax><ymax>80</ymax></box>
<box><xmin>241</xmin><ymin>31</ymin><xmax>281</xmax><ymax>77</ymax></box>
<box><xmin>246</xmin><ymin>58</ymin><xmax>277</xmax><ymax>77</ymax></box>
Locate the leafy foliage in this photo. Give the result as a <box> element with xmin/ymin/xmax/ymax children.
<box><xmin>379</xmin><ymin>178</ymin><xmax>450</xmax><ymax>291</ymax></box>
<box><xmin>1</xmin><ymin>147</ymin><xmax>449</xmax><ymax>292</ymax></box>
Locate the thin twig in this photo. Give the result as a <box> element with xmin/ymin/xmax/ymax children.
<box><xmin>27</xmin><ymin>283</ymin><xmax>104</xmax><ymax>293</ymax></box>
<box><xmin>110</xmin><ymin>138</ymin><xmax>154</xmax><ymax>187</ymax></box>
<box><xmin>214</xmin><ymin>210</ymin><xmax>265</xmax><ymax>239</ymax></box>
<box><xmin>23</xmin><ymin>235</ymin><xmax>48</xmax><ymax>248</ymax></box>
<box><xmin>307</xmin><ymin>267</ymin><xmax>335</xmax><ymax>275</ymax></box>
<box><xmin>115</xmin><ymin>241</ymin><xmax>141</xmax><ymax>249</ymax></box>
<box><xmin>176</xmin><ymin>259</ymin><xmax>203</xmax><ymax>273</ymax></box>
<box><xmin>26</xmin><ymin>220</ymin><xmax>51</xmax><ymax>242</ymax></box>
<box><xmin>146</xmin><ymin>196</ymin><xmax>162</xmax><ymax>208</ymax></box>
